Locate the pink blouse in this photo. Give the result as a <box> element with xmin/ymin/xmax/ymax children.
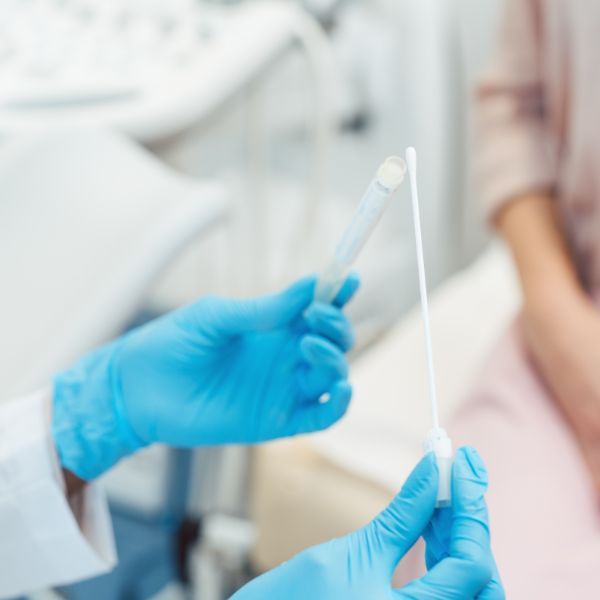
<box><xmin>476</xmin><ymin>0</ymin><xmax>600</xmax><ymax>287</ymax></box>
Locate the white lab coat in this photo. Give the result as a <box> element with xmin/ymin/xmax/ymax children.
<box><xmin>0</xmin><ymin>390</ymin><xmax>115</xmax><ymax>598</ymax></box>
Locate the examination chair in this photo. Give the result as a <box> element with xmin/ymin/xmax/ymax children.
<box><xmin>0</xmin><ymin>129</ymin><xmax>230</xmax><ymax>598</ymax></box>
<box><xmin>249</xmin><ymin>245</ymin><xmax>519</xmax><ymax>574</ymax></box>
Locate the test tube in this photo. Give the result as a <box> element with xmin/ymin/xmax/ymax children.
<box><xmin>314</xmin><ymin>156</ymin><xmax>407</xmax><ymax>303</ymax></box>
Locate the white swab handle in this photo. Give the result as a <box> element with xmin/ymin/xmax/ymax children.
<box><xmin>406</xmin><ymin>146</ymin><xmax>453</xmax><ymax>507</ymax></box>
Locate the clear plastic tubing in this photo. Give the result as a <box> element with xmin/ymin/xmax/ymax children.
<box><xmin>314</xmin><ymin>156</ymin><xmax>407</xmax><ymax>304</ymax></box>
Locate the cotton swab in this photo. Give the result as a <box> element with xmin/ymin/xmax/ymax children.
<box><xmin>406</xmin><ymin>146</ymin><xmax>453</xmax><ymax>508</ymax></box>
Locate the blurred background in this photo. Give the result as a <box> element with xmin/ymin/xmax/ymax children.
<box><xmin>0</xmin><ymin>0</ymin><xmax>517</xmax><ymax>598</ymax></box>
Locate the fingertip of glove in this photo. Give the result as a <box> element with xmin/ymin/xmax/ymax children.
<box><xmin>303</xmin><ymin>304</ymin><xmax>355</xmax><ymax>350</ymax></box>
<box><xmin>302</xmin><ymin>301</ymin><xmax>334</xmax><ymax>322</ymax></box>
<box><xmin>299</xmin><ymin>334</ymin><xmax>335</xmax><ymax>362</ymax></box>
<box><xmin>332</xmin><ymin>272</ymin><xmax>361</xmax><ymax>306</ymax></box>
<box><xmin>346</xmin><ymin>271</ymin><xmax>361</xmax><ymax>289</ymax></box>
<box><xmin>299</xmin><ymin>333</ymin><xmax>320</xmax><ymax>356</ymax></box>
<box><xmin>323</xmin><ymin>385</ymin><xmax>352</xmax><ymax>425</ymax></box>
<box><xmin>329</xmin><ymin>379</ymin><xmax>353</xmax><ymax>406</ymax></box>
<box><xmin>400</xmin><ymin>452</ymin><xmax>439</xmax><ymax>499</ymax></box>
<box><xmin>302</xmin><ymin>380</ymin><xmax>353</xmax><ymax>432</ymax></box>
<box><xmin>456</xmin><ymin>446</ymin><xmax>488</xmax><ymax>486</ymax></box>
<box><xmin>419</xmin><ymin>451</ymin><xmax>439</xmax><ymax>479</ymax></box>
<box><xmin>374</xmin><ymin>453</ymin><xmax>438</xmax><ymax>546</ymax></box>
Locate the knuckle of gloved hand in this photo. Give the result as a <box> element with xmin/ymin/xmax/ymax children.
<box><xmin>295</xmin><ymin>546</ymin><xmax>336</xmax><ymax>583</ymax></box>
<box><xmin>451</xmin><ymin>551</ymin><xmax>494</xmax><ymax>588</ymax></box>
<box><xmin>173</xmin><ymin>295</ymin><xmax>219</xmax><ymax>327</ymax></box>
<box><xmin>194</xmin><ymin>294</ymin><xmax>224</xmax><ymax>315</ymax></box>
<box><xmin>324</xmin><ymin>393</ymin><xmax>351</xmax><ymax>426</ymax></box>
<box><xmin>341</xmin><ymin>322</ymin><xmax>355</xmax><ymax>351</ymax></box>
<box><xmin>337</xmin><ymin>357</ymin><xmax>350</xmax><ymax>378</ymax></box>
<box><xmin>308</xmin><ymin>304</ymin><xmax>342</xmax><ymax>327</ymax></box>
<box><xmin>332</xmin><ymin>324</ymin><xmax>354</xmax><ymax>352</ymax></box>
<box><xmin>372</xmin><ymin>509</ymin><xmax>412</xmax><ymax>542</ymax></box>
<box><xmin>472</xmin><ymin>557</ymin><xmax>493</xmax><ymax>587</ymax></box>
<box><xmin>493</xmin><ymin>584</ymin><xmax>507</xmax><ymax>600</ymax></box>
<box><xmin>336</xmin><ymin>397</ymin><xmax>351</xmax><ymax>420</ymax></box>
<box><xmin>305</xmin><ymin>307</ymin><xmax>355</xmax><ymax>350</ymax></box>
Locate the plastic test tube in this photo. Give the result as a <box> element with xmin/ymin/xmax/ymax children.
<box><xmin>314</xmin><ymin>156</ymin><xmax>407</xmax><ymax>303</ymax></box>
<box><xmin>406</xmin><ymin>146</ymin><xmax>453</xmax><ymax>508</ymax></box>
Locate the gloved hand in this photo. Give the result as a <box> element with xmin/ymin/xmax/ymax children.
<box><xmin>421</xmin><ymin>458</ymin><xmax>504</xmax><ymax>600</ymax></box>
<box><xmin>52</xmin><ymin>275</ymin><xmax>359</xmax><ymax>480</ymax></box>
<box><xmin>232</xmin><ymin>447</ymin><xmax>504</xmax><ymax>600</ymax></box>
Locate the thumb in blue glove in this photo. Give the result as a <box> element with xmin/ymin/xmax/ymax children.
<box><xmin>232</xmin><ymin>447</ymin><xmax>504</xmax><ymax>600</ymax></box>
<box><xmin>53</xmin><ymin>274</ymin><xmax>359</xmax><ymax>480</ymax></box>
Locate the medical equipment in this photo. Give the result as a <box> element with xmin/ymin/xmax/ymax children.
<box><xmin>0</xmin><ymin>1</ymin><xmax>335</xmax><ymax>145</ymax></box>
<box><xmin>0</xmin><ymin>0</ymin><xmax>212</xmax><ymax>108</ymax></box>
<box><xmin>406</xmin><ymin>147</ymin><xmax>453</xmax><ymax>508</ymax></box>
<box><xmin>314</xmin><ymin>156</ymin><xmax>407</xmax><ymax>303</ymax></box>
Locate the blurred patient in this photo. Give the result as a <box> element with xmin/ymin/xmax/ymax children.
<box><xmin>448</xmin><ymin>0</ymin><xmax>600</xmax><ymax>596</ymax></box>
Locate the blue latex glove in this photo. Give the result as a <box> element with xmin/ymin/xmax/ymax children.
<box><xmin>232</xmin><ymin>447</ymin><xmax>505</xmax><ymax>600</ymax></box>
<box><xmin>422</xmin><ymin>464</ymin><xmax>504</xmax><ymax>600</ymax></box>
<box><xmin>53</xmin><ymin>275</ymin><xmax>359</xmax><ymax>480</ymax></box>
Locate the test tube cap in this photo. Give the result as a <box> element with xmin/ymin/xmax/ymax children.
<box><xmin>424</xmin><ymin>427</ymin><xmax>453</xmax><ymax>508</ymax></box>
<box><xmin>376</xmin><ymin>156</ymin><xmax>407</xmax><ymax>190</ymax></box>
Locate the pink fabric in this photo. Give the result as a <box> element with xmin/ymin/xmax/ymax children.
<box><xmin>450</xmin><ymin>323</ymin><xmax>600</xmax><ymax>597</ymax></box>
<box><xmin>476</xmin><ymin>0</ymin><xmax>600</xmax><ymax>287</ymax></box>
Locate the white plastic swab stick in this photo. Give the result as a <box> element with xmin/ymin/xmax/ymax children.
<box><xmin>406</xmin><ymin>146</ymin><xmax>453</xmax><ymax>508</ymax></box>
<box><xmin>406</xmin><ymin>147</ymin><xmax>439</xmax><ymax>429</ymax></box>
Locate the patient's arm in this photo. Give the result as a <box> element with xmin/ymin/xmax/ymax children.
<box><xmin>497</xmin><ymin>194</ymin><xmax>600</xmax><ymax>492</ymax></box>
<box><xmin>495</xmin><ymin>193</ymin><xmax>580</xmax><ymax>307</ymax></box>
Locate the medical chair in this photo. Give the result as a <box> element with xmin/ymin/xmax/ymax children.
<box><xmin>0</xmin><ymin>128</ymin><xmax>230</xmax><ymax>597</ymax></box>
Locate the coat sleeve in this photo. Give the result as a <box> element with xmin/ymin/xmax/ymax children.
<box><xmin>0</xmin><ymin>388</ymin><xmax>116</xmax><ymax>598</ymax></box>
